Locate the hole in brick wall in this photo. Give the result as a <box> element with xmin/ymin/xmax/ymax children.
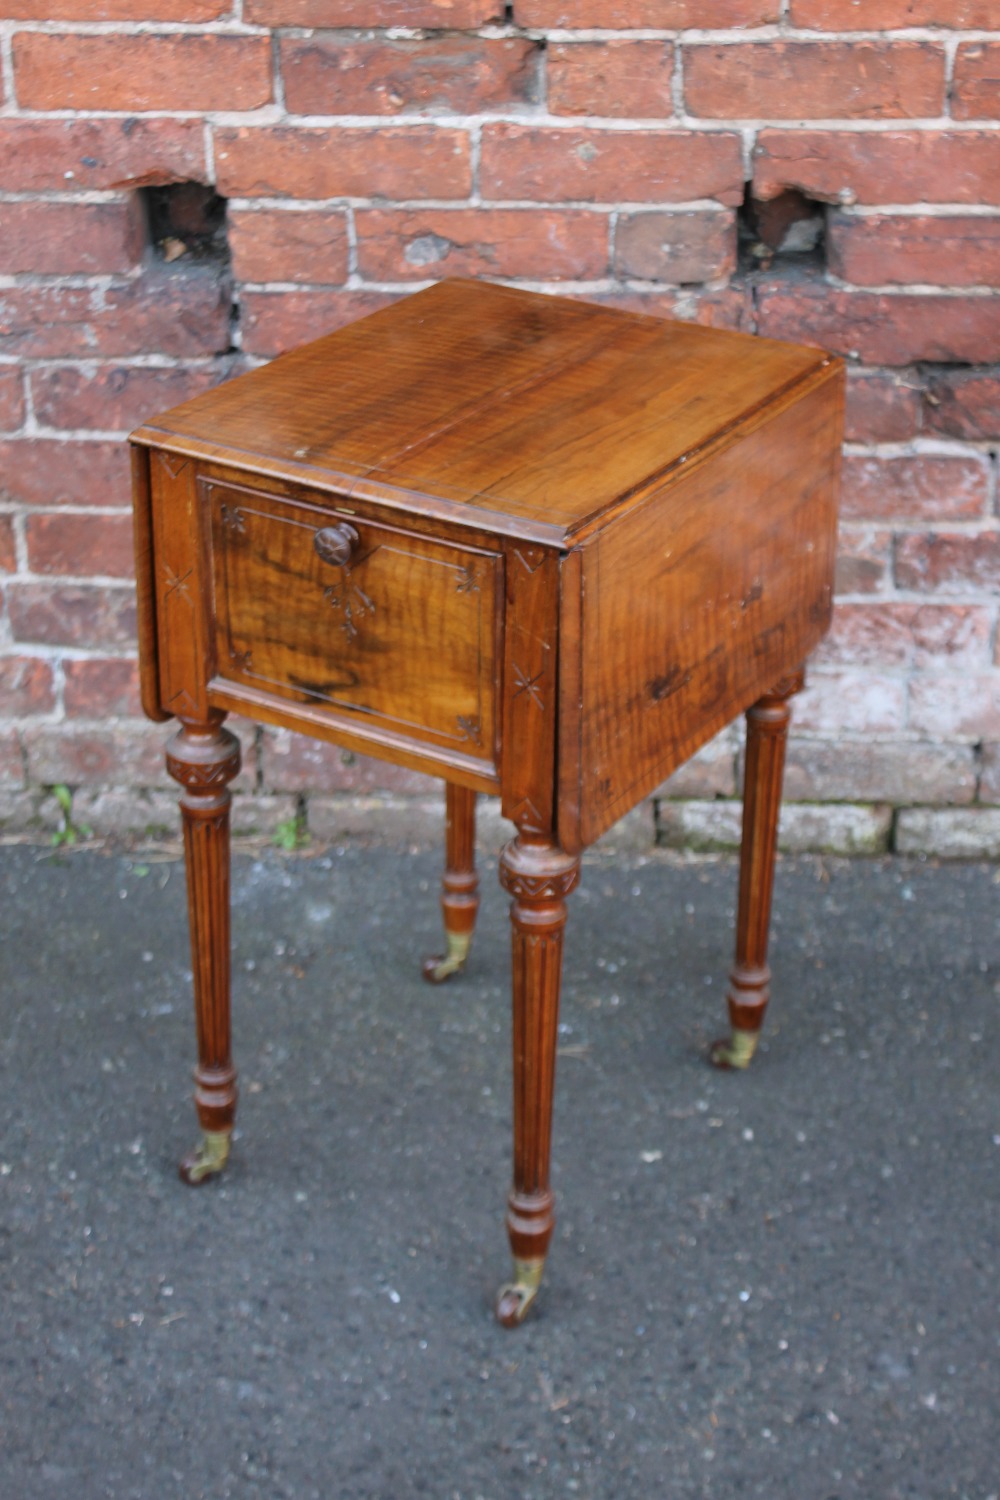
<box><xmin>738</xmin><ymin>185</ymin><xmax>827</xmax><ymax>274</ymax></box>
<box><xmin>141</xmin><ymin>182</ymin><xmax>230</xmax><ymax>269</ymax></box>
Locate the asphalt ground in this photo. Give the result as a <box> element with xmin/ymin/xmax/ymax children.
<box><xmin>1</xmin><ymin>838</ymin><xmax>998</xmax><ymax>1500</ymax></box>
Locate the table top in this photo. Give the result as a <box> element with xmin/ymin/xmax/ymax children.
<box><xmin>131</xmin><ymin>278</ymin><xmax>832</xmax><ymax>548</ymax></box>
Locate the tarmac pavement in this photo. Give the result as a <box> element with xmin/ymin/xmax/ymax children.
<box><xmin>1</xmin><ymin>836</ymin><xmax>998</xmax><ymax>1500</ymax></box>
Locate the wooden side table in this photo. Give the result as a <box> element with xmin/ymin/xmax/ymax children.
<box><xmin>130</xmin><ymin>279</ymin><xmax>843</xmax><ymax>1325</ymax></box>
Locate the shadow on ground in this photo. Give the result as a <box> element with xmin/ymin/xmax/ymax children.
<box><xmin>1</xmin><ymin>842</ymin><xmax>998</xmax><ymax>1500</ymax></box>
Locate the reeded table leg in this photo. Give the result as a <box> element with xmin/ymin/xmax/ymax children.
<box><xmin>496</xmin><ymin>835</ymin><xmax>580</xmax><ymax>1326</ymax></box>
<box><xmin>711</xmin><ymin>669</ymin><xmax>804</xmax><ymax>1070</ymax></box>
<box><xmin>166</xmin><ymin>716</ymin><xmax>241</xmax><ymax>1183</ymax></box>
<box><xmin>422</xmin><ymin>783</ymin><xmax>479</xmax><ymax>984</ymax></box>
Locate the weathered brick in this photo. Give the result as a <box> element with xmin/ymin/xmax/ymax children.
<box><xmin>0</xmin><ymin>731</ymin><xmax>23</xmax><ymax>788</ymax></box>
<box><xmin>216</xmin><ymin>126</ymin><xmax>470</xmax><ymax>202</ymax></box>
<box><xmin>614</xmin><ymin>211</ymin><xmax>736</xmax><ymax>284</ymax></box>
<box><xmin>70</xmin><ymin>788</ymin><xmax>177</xmax><ymax>838</ymax></box>
<box><xmin>5</xmin><ymin>0</ymin><xmax>230</xmax><ymax>15</ymax></box>
<box><xmin>0</xmin><ymin>517</ymin><xmax>16</xmax><ymax>574</ymax></box>
<box><xmin>29</xmin><ymin>365</ymin><xmax>223</xmax><ymax>436</ymax></box>
<box><xmin>282</xmin><ymin>36</ymin><xmax>539</xmax><ymax>117</ymax></box>
<box><xmin>840</xmin><ymin>454</ymin><xmax>990</xmax><ymax>524</ymax></box>
<box><xmin>247</xmin><ymin>0</ymin><xmax>503</xmax><ymax>22</ymax></box>
<box><xmin>844</xmin><ymin>372</ymin><xmax>923</xmax><ymax>444</ymax></box>
<box><xmin>656</xmin><ymin>798</ymin><xmax>891</xmax><ymax>855</ymax></box>
<box><xmin>13</xmin><ymin>33</ymin><xmax>272</xmax><ymax>113</ymax></box>
<box><xmin>685</xmin><ymin>43</ymin><xmax>945</xmax><ymax>121</ymax></box>
<box><xmin>0</xmin><ymin>657</ymin><xmax>56</xmax><ymax>717</ymax></box>
<box><xmin>356</xmin><ymin>209</ymin><xmax>609</xmax><ymax>282</ymax></box>
<box><xmin>978</xmin><ymin>743</ymin><xmax>1000</xmax><ymax>803</ymax></box>
<box><xmin>829</xmin><ymin>213</ymin><xmax>1000</xmax><ymax>288</ymax></box>
<box><xmin>7</xmin><ymin>583</ymin><xmax>137</xmax><ymax>649</ymax></box>
<box><xmin>0</xmin><ymin>441</ymin><xmax>131</xmax><ymax>510</ymax></box>
<box><xmin>0</xmin><ymin>119</ymin><xmax>207</xmax><ymax>194</ymax></box>
<box><xmin>0</xmin><ymin>200</ymin><xmax>144</xmax><ymax>277</ymax></box>
<box><xmin>26</xmin><ymin>514</ymin><xmax>135</xmax><ymax>581</ymax></box>
<box><xmin>909</xmin><ymin>675</ymin><xmax>1000</xmax><ymax>740</ymax></box>
<box><xmin>22</xmin><ymin>720</ymin><xmax>255</xmax><ymax>791</ymax></box>
<box><xmin>790</xmin><ymin>0</ymin><xmax>998</xmax><ymax>23</ymax></box>
<box><xmin>0</xmin><ymin>272</ymin><xmax>231</xmax><ymax>361</ymax></box>
<box><xmin>261</xmin><ymin>727</ymin><xmax>432</xmax><ymax>796</ymax></box>
<box><xmin>896</xmin><ymin>807</ymin><xmax>1000</xmax><ymax>859</ymax></box>
<box><xmin>923</xmin><ymin>370</ymin><xmax>1000</xmax><ymax>441</ymax></box>
<box><xmin>241</xmin><ymin>290</ymin><xmax>398</xmax><ymax>358</ymax></box>
<box><xmin>836</xmin><ymin>527</ymin><xmax>892</xmax><ymax>595</ymax></box>
<box><xmin>655</xmin><ymin>730</ymin><xmax>737</xmax><ymax>799</ymax></box>
<box><xmin>894</xmin><ymin>531</ymin><xmax>1000</xmax><ymax>595</ymax></box>
<box><xmin>756</xmin><ymin>279</ymin><xmax>1000</xmax><ymax>366</ymax></box>
<box><xmin>63</xmin><ymin>658</ymin><xmax>142</xmax><ymax>718</ymax></box>
<box><xmin>480</xmin><ymin>125</ymin><xmax>744</xmax><ymax>206</ymax></box>
<box><xmin>229</xmin><ymin>209</ymin><xmax>349</xmax><ymax>287</ymax></box>
<box><xmin>794</xmin><ymin>670</ymin><xmax>906</xmax><ymax>735</ymax></box>
<box><xmin>754</xmin><ymin>129</ymin><xmax>1000</xmax><ymax>207</ymax></box>
<box><xmin>548</xmin><ymin>41</ymin><xmax>674</xmax><ymax>119</ymax></box>
<box><xmin>0</xmin><ymin>368</ymin><xmax>25</xmax><ymax>433</ymax></box>
<box><xmin>953</xmin><ymin>43</ymin><xmax>1000</xmax><ymax>121</ymax></box>
<box><xmin>814</xmin><ymin>602</ymin><xmax>993</xmax><ymax>671</ymax></box>
<box><xmin>782</xmin><ymin>739</ymin><xmax>976</xmax><ymax>806</ymax></box>
<box><xmin>586</xmin><ymin>284</ymin><xmax>753</xmax><ymax>331</ymax></box>
<box><xmin>516</xmin><ymin>1</ymin><xmax>778</xmax><ymax>22</ymax></box>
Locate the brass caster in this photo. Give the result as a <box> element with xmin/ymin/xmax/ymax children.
<box><xmin>178</xmin><ymin>1129</ymin><xmax>231</xmax><ymax>1185</ymax></box>
<box><xmin>421</xmin><ymin>930</ymin><xmax>471</xmax><ymax>985</ymax></box>
<box><xmin>709</xmin><ymin>1027</ymin><xmax>760</xmax><ymax>1071</ymax></box>
<box><xmin>495</xmin><ymin>1259</ymin><xmax>544</xmax><ymax>1328</ymax></box>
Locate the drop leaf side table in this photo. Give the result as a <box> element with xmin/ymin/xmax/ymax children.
<box><xmin>130</xmin><ymin>279</ymin><xmax>843</xmax><ymax>1325</ymax></box>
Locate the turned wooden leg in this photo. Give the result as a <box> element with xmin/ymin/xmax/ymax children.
<box><xmin>422</xmin><ymin>782</ymin><xmax>479</xmax><ymax>984</ymax></box>
<box><xmin>711</xmin><ymin>668</ymin><xmax>804</xmax><ymax>1071</ymax></box>
<box><xmin>495</xmin><ymin>835</ymin><xmax>580</xmax><ymax>1327</ymax></box>
<box><xmin>166</xmin><ymin>716</ymin><xmax>241</xmax><ymax>1183</ymax></box>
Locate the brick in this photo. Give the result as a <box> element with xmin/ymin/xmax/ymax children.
<box><xmin>754</xmin><ymin>130</ymin><xmax>1000</xmax><ymax>208</ymax></box>
<box><xmin>261</xmin><ymin>727</ymin><xmax>432</xmax><ymax>796</ymax></box>
<box><xmin>794</xmin><ymin>670</ymin><xmax>906</xmax><ymax>735</ymax></box>
<box><xmin>896</xmin><ymin>808</ymin><xmax>1000</xmax><ymax>859</ymax></box>
<box><xmin>0</xmin><ymin>517</ymin><xmax>15</xmax><ymax>574</ymax></box>
<box><xmin>480</xmin><ymin>125</ymin><xmax>744</xmax><ymax>206</ymax></box>
<box><xmin>894</xmin><ymin>531</ymin><xmax>1000</xmax><ymax>595</ymax></box>
<box><xmin>953</xmin><ymin>43</ymin><xmax>1000</xmax><ymax>120</ymax></box>
<box><xmin>0</xmin><ymin>200</ymin><xmax>144</xmax><ymax>277</ymax></box>
<box><xmin>814</xmin><ymin>602</ymin><xmax>993</xmax><ymax>671</ymax></box>
<box><xmin>25</xmin><ymin>514</ymin><xmax>135</xmax><ymax>581</ymax></box>
<box><xmin>306</xmin><ymin>793</ymin><xmax>444</xmax><ymax>848</ymax></box>
<box><xmin>656</xmin><ymin>798</ymin><xmax>891</xmax><ymax>855</ymax></box>
<box><xmin>13</xmin><ymin>34</ymin><xmax>272</xmax><ymax>113</ymax></box>
<box><xmin>840</xmin><ymin>454</ymin><xmax>990</xmax><ymax>523</ymax></box>
<box><xmin>0</xmin><ymin>657</ymin><xmax>56</xmax><ymax>717</ymax></box>
<box><xmin>978</xmin><ymin>743</ymin><xmax>1000</xmax><ymax>803</ymax></box>
<box><xmin>782</xmin><ymin>739</ymin><xmax>976</xmax><ymax>806</ymax></box>
<box><xmin>62</xmin><ymin>658</ymin><xmax>142</xmax><ymax>718</ymax></box>
<box><xmin>516</xmin><ymin>1</ymin><xmax>779</xmax><ymax>22</ymax></box>
<box><xmin>685</xmin><ymin>43</ymin><xmax>945</xmax><ymax>120</ymax></box>
<box><xmin>548</xmin><ymin>41</ymin><xmax>674</xmax><ymax>119</ymax></box>
<box><xmin>844</xmin><ymin>372</ymin><xmax>922</xmax><ymax>443</ymax></box>
<box><xmin>70</xmin><ymin>788</ymin><xmax>178</xmax><ymax>838</ymax></box>
<box><xmin>909</xmin><ymin>675</ymin><xmax>1000</xmax><ymax>740</ymax></box>
<box><xmin>588</xmin><ymin>284</ymin><xmax>753</xmax><ymax>331</ymax></box>
<box><xmin>614</xmin><ymin>211</ymin><xmax>736</xmax><ymax>284</ymax></box>
<box><xmin>247</xmin><ymin>0</ymin><xmax>503</xmax><ymax>22</ymax></box>
<box><xmin>790</xmin><ymin>0</ymin><xmax>998</xmax><ymax>22</ymax></box>
<box><xmin>215</xmin><ymin>126</ymin><xmax>470</xmax><ymax>202</ymax></box>
<box><xmin>924</xmin><ymin>370</ymin><xmax>1000</xmax><ymax>441</ymax></box>
<box><xmin>829</xmin><ymin>213</ymin><xmax>1000</xmax><ymax>288</ymax></box>
<box><xmin>241</xmin><ymin>290</ymin><xmax>398</xmax><ymax>358</ymax></box>
<box><xmin>229</xmin><ymin>209</ymin><xmax>349</xmax><ymax>287</ymax></box>
<box><xmin>756</xmin><ymin>279</ymin><xmax>1000</xmax><ymax>366</ymax></box>
<box><xmin>0</xmin><ymin>272</ymin><xmax>231</xmax><ymax>361</ymax></box>
<box><xmin>5</xmin><ymin>0</ymin><xmax>230</xmax><ymax>14</ymax></box>
<box><xmin>22</xmin><ymin>720</ymin><xmax>255</xmax><ymax>791</ymax></box>
<box><xmin>6</xmin><ymin>583</ymin><xmax>137</xmax><ymax>649</ymax></box>
<box><xmin>282</xmin><ymin>36</ymin><xmax>539</xmax><ymax>117</ymax></box>
<box><xmin>0</xmin><ymin>731</ymin><xmax>23</xmax><ymax>788</ymax></box>
<box><xmin>0</xmin><ymin>441</ymin><xmax>131</xmax><ymax>510</ymax></box>
<box><xmin>356</xmin><ymin>209</ymin><xmax>609</xmax><ymax>282</ymax></box>
<box><xmin>30</xmin><ymin>365</ymin><xmax>223</xmax><ymax>436</ymax></box>
<box><xmin>0</xmin><ymin>119</ymin><xmax>207</xmax><ymax>194</ymax></box>
<box><xmin>0</xmin><ymin>368</ymin><xmax>25</xmax><ymax>433</ymax></box>
<box><xmin>836</xmin><ymin>526</ymin><xmax>892</xmax><ymax>594</ymax></box>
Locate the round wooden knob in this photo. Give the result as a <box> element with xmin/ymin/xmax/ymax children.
<box><xmin>313</xmin><ymin>522</ymin><xmax>359</xmax><ymax>567</ymax></box>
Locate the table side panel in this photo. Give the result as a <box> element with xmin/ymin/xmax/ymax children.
<box><xmin>500</xmin><ymin>542</ymin><xmax>561</xmax><ymax>836</ymax></box>
<box><xmin>577</xmin><ymin>369</ymin><xmax>844</xmax><ymax>848</ymax></box>
<box><xmin>150</xmin><ymin>447</ymin><xmax>215</xmax><ymax>723</ymax></box>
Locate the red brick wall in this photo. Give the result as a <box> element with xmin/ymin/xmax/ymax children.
<box><xmin>2</xmin><ymin>2</ymin><xmax>999</xmax><ymax>854</ymax></box>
